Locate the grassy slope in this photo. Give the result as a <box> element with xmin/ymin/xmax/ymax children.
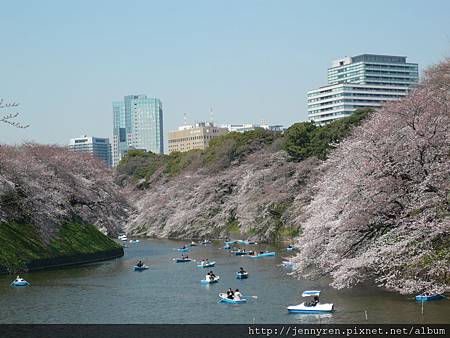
<box><xmin>0</xmin><ymin>222</ymin><xmax>122</xmax><ymax>272</ymax></box>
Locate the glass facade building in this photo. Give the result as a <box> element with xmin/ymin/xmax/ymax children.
<box><xmin>69</xmin><ymin>136</ymin><xmax>112</xmax><ymax>167</ymax></box>
<box><xmin>112</xmin><ymin>95</ymin><xmax>164</xmax><ymax>166</ymax></box>
<box><xmin>308</xmin><ymin>54</ymin><xmax>418</xmax><ymax>124</ymax></box>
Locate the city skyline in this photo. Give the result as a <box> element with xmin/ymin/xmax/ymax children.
<box><xmin>1</xmin><ymin>0</ymin><xmax>449</xmax><ymax>148</ymax></box>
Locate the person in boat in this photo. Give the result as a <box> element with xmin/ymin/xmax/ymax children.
<box><xmin>239</xmin><ymin>267</ymin><xmax>246</xmax><ymax>274</ymax></box>
<box><xmin>227</xmin><ymin>288</ymin><xmax>234</xmax><ymax>299</ymax></box>
<box><xmin>136</xmin><ymin>260</ymin><xmax>143</xmax><ymax>267</ymax></box>
<box><xmin>209</xmin><ymin>271</ymin><xmax>216</xmax><ymax>279</ymax></box>
<box><xmin>181</xmin><ymin>245</ymin><xmax>186</xmax><ymax>249</ymax></box>
<box><xmin>201</xmin><ymin>259</ymin><xmax>205</xmax><ymax>265</ymax></box>
<box><xmin>313</xmin><ymin>296</ymin><xmax>319</xmax><ymax>306</ymax></box>
<box><xmin>234</xmin><ymin>289</ymin><xmax>242</xmax><ymax>300</ymax></box>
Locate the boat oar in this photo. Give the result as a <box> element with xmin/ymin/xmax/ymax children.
<box><xmin>244</xmin><ymin>295</ymin><xmax>258</xmax><ymax>299</ymax></box>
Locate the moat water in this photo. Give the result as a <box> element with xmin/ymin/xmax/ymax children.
<box><xmin>0</xmin><ymin>239</ymin><xmax>448</xmax><ymax>323</ymax></box>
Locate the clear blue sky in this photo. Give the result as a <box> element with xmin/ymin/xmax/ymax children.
<box><xmin>1</xmin><ymin>0</ymin><xmax>449</xmax><ymax>151</ymax></box>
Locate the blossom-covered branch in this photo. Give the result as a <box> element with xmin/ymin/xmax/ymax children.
<box><xmin>0</xmin><ymin>99</ymin><xmax>30</xmax><ymax>129</ymax></box>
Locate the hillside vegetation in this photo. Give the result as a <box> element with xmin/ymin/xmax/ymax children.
<box><xmin>0</xmin><ymin>144</ymin><xmax>129</xmax><ymax>273</ymax></box>
<box><xmin>117</xmin><ymin>110</ymin><xmax>370</xmax><ymax>241</ymax></box>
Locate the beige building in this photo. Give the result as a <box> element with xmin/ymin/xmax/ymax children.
<box><xmin>168</xmin><ymin>122</ymin><xmax>228</xmax><ymax>153</ymax></box>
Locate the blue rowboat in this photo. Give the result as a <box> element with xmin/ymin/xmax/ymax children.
<box><xmin>10</xmin><ymin>278</ymin><xmax>30</xmax><ymax>287</ymax></box>
<box><xmin>197</xmin><ymin>261</ymin><xmax>216</xmax><ymax>268</ymax></box>
<box><xmin>218</xmin><ymin>293</ymin><xmax>247</xmax><ymax>304</ymax></box>
<box><xmin>224</xmin><ymin>240</ymin><xmax>238</xmax><ymax>245</ymax></box>
<box><xmin>175</xmin><ymin>258</ymin><xmax>191</xmax><ymax>263</ymax></box>
<box><xmin>133</xmin><ymin>265</ymin><xmax>149</xmax><ymax>271</ymax></box>
<box><xmin>177</xmin><ymin>248</ymin><xmax>189</xmax><ymax>252</ymax></box>
<box><xmin>200</xmin><ymin>276</ymin><xmax>220</xmax><ymax>284</ymax></box>
<box><xmin>415</xmin><ymin>294</ymin><xmax>445</xmax><ymax>302</ymax></box>
<box><xmin>235</xmin><ymin>251</ymin><xmax>251</xmax><ymax>256</ymax></box>
<box><xmin>236</xmin><ymin>272</ymin><xmax>248</xmax><ymax>279</ymax></box>
<box><xmin>249</xmin><ymin>252</ymin><xmax>276</xmax><ymax>258</ymax></box>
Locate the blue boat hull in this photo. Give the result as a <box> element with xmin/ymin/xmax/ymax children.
<box><xmin>197</xmin><ymin>262</ymin><xmax>216</xmax><ymax>268</ymax></box>
<box><xmin>11</xmin><ymin>282</ymin><xmax>30</xmax><ymax>287</ymax></box>
<box><xmin>249</xmin><ymin>252</ymin><xmax>276</xmax><ymax>258</ymax></box>
<box><xmin>178</xmin><ymin>248</ymin><xmax>189</xmax><ymax>252</ymax></box>
<box><xmin>236</xmin><ymin>273</ymin><xmax>248</xmax><ymax>279</ymax></box>
<box><xmin>415</xmin><ymin>294</ymin><xmax>444</xmax><ymax>302</ymax></box>
<box><xmin>287</xmin><ymin>309</ymin><xmax>333</xmax><ymax>314</ymax></box>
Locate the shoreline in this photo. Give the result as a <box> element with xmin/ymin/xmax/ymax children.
<box><xmin>0</xmin><ymin>247</ymin><xmax>124</xmax><ymax>275</ymax></box>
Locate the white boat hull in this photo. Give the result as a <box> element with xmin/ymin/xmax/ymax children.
<box><xmin>287</xmin><ymin>302</ymin><xmax>334</xmax><ymax>313</ymax></box>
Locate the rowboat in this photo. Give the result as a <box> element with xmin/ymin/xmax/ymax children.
<box><xmin>218</xmin><ymin>293</ymin><xmax>247</xmax><ymax>304</ymax></box>
<box><xmin>197</xmin><ymin>261</ymin><xmax>216</xmax><ymax>268</ymax></box>
<box><xmin>175</xmin><ymin>258</ymin><xmax>191</xmax><ymax>263</ymax></box>
<box><xmin>248</xmin><ymin>252</ymin><xmax>276</xmax><ymax>258</ymax></box>
<box><xmin>133</xmin><ymin>265</ymin><xmax>149</xmax><ymax>271</ymax></box>
<box><xmin>415</xmin><ymin>293</ymin><xmax>445</xmax><ymax>302</ymax></box>
<box><xmin>236</xmin><ymin>271</ymin><xmax>248</xmax><ymax>279</ymax></box>
<box><xmin>287</xmin><ymin>290</ymin><xmax>334</xmax><ymax>313</ymax></box>
<box><xmin>10</xmin><ymin>277</ymin><xmax>30</xmax><ymax>287</ymax></box>
<box><xmin>200</xmin><ymin>276</ymin><xmax>220</xmax><ymax>284</ymax></box>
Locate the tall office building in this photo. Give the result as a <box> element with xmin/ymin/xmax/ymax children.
<box><xmin>308</xmin><ymin>54</ymin><xmax>418</xmax><ymax>124</ymax></box>
<box><xmin>112</xmin><ymin>95</ymin><xmax>163</xmax><ymax>166</ymax></box>
<box><xmin>69</xmin><ymin>136</ymin><xmax>112</xmax><ymax>167</ymax></box>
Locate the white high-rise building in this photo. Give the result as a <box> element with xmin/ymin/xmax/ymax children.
<box><xmin>308</xmin><ymin>54</ymin><xmax>419</xmax><ymax>124</ymax></box>
<box><xmin>69</xmin><ymin>136</ymin><xmax>112</xmax><ymax>167</ymax></box>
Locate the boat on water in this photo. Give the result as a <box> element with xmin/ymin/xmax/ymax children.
<box><xmin>129</xmin><ymin>239</ymin><xmax>140</xmax><ymax>244</ymax></box>
<box><xmin>175</xmin><ymin>258</ymin><xmax>192</xmax><ymax>263</ymax></box>
<box><xmin>248</xmin><ymin>251</ymin><xmax>276</xmax><ymax>258</ymax></box>
<box><xmin>224</xmin><ymin>240</ymin><xmax>238</xmax><ymax>245</ymax></box>
<box><xmin>231</xmin><ymin>250</ymin><xmax>251</xmax><ymax>256</ymax></box>
<box><xmin>287</xmin><ymin>290</ymin><xmax>334</xmax><ymax>313</ymax></box>
<box><xmin>223</xmin><ymin>245</ymin><xmax>232</xmax><ymax>250</ymax></box>
<box><xmin>201</xmin><ymin>240</ymin><xmax>211</xmax><ymax>245</ymax></box>
<box><xmin>118</xmin><ymin>234</ymin><xmax>128</xmax><ymax>241</ymax></box>
<box><xmin>133</xmin><ymin>265</ymin><xmax>149</xmax><ymax>271</ymax></box>
<box><xmin>197</xmin><ymin>261</ymin><xmax>216</xmax><ymax>268</ymax></box>
<box><xmin>415</xmin><ymin>293</ymin><xmax>445</xmax><ymax>302</ymax></box>
<box><xmin>200</xmin><ymin>275</ymin><xmax>220</xmax><ymax>284</ymax></box>
<box><xmin>236</xmin><ymin>240</ymin><xmax>258</xmax><ymax>245</ymax></box>
<box><xmin>177</xmin><ymin>247</ymin><xmax>189</xmax><ymax>252</ymax></box>
<box><xmin>236</xmin><ymin>271</ymin><xmax>248</xmax><ymax>279</ymax></box>
<box><xmin>286</xmin><ymin>245</ymin><xmax>295</xmax><ymax>251</ymax></box>
<box><xmin>188</xmin><ymin>241</ymin><xmax>198</xmax><ymax>247</ymax></box>
<box><xmin>218</xmin><ymin>293</ymin><xmax>247</xmax><ymax>304</ymax></box>
<box><xmin>11</xmin><ymin>276</ymin><xmax>30</xmax><ymax>287</ymax></box>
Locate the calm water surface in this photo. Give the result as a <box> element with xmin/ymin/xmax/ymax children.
<box><xmin>0</xmin><ymin>239</ymin><xmax>449</xmax><ymax>323</ymax></box>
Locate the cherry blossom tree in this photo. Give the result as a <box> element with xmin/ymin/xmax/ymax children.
<box><xmin>290</xmin><ymin>58</ymin><xmax>450</xmax><ymax>294</ymax></box>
